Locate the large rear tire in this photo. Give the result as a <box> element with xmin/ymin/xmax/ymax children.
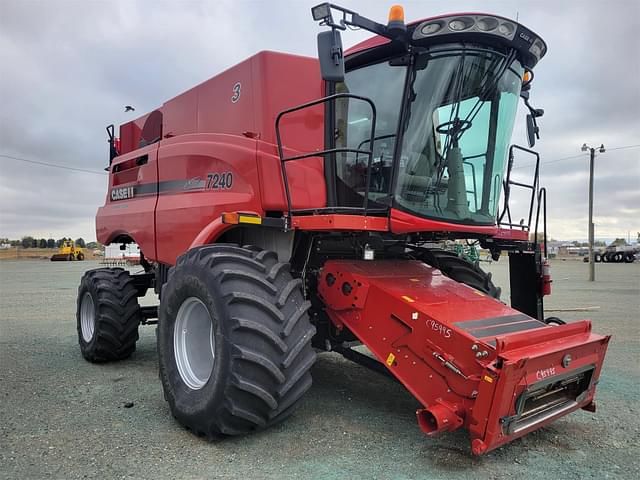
<box><xmin>414</xmin><ymin>248</ymin><xmax>502</xmax><ymax>299</ymax></box>
<box><xmin>77</xmin><ymin>268</ymin><xmax>141</xmax><ymax>362</ymax></box>
<box><xmin>157</xmin><ymin>244</ymin><xmax>316</xmax><ymax>437</ymax></box>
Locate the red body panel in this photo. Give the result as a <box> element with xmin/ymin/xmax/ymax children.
<box><xmin>318</xmin><ymin>260</ymin><xmax>610</xmax><ymax>454</ymax></box>
<box><xmin>97</xmin><ymin>142</ymin><xmax>159</xmax><ymax>259</ymax></box>
<box><xmin>154</xmin><ymin>134</ymin><xmax>260</xmax><ymax>265</ymax></box>
<box><xmin>291</xmin><ymin>214</ymin><xmax>388</xmax><ymax>231</ymax></box>
<box><xmin>257</xmin><ymin>141</ymin><xmax>326</xmax><ymax>211</ymax></box>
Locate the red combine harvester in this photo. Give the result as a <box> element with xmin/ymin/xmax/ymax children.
<box><xmin>77</xmin><ymin>4</ymin><xmax>610</xmax><ymax>455</ymax></box>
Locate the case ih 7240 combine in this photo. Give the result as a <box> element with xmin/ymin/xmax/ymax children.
<box><xmin>77</xmin><ymin>4</ymin><xmax>609</xmax><ymax>455</ymax></box>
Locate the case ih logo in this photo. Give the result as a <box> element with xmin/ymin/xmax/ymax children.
<box><xmin>111</xmin><ymin>186</ymin><xmax>135</xmax><ymax>201</ymax></box>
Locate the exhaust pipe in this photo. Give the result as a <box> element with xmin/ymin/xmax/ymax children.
<box><xmin>416</xmin><ymin>403</ymin><xmax>463</xmax><ymax>436</ymax></box>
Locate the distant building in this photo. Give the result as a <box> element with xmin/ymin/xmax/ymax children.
<box><xmin>0</xmin><ymin>243</ymin><xmax>12</xmax><ymax>250</ymax></box>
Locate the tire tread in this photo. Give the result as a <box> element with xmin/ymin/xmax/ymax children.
<box><xmin>77</xmin><ymin>268</ymin><xmax>141</xmax><ymax>362</ymax></box>
<box><xmin>158</xmin><ymin>244</ymin><xmax>316</xmax><ymax>438</ymax></box>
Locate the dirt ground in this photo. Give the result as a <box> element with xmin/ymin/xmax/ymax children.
<box><xmin>0</xmin><ymin>259</ymin><xmax>638</xmax><ymax>479</ymax></box>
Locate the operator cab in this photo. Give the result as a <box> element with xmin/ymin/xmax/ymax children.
<box><xmin>290</xmin><ymin>4</ymin><xmax>547</xmax><ymax>230</ymax></box>
<box><xmin>336</xmin><ymin>44</ymin><xmax>525</xmax><ymax>226</ymax></box>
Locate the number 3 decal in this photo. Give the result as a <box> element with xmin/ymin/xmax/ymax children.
<box><xmin>231</xmin><ymin>82</ymin><xmax>241</xmax><ymax>103</ymax></box>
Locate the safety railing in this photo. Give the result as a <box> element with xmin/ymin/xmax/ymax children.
<box><xmin>498</xmin><ymin>144</ymin><xmax>547</xmax><ymax>253</ymax></box>
<box><xmin>498</xmin><ymin>145</ymin><xmax>540</xmax><ymax>230</ymax></box>
<box><xmin>275</xmin><ymin>93</ymin><xmax>378</xmax><ymax>218</ymax></box>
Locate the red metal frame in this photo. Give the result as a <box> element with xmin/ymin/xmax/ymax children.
<box><xmin>291</xmin><ymin>214</ymin><xmax>388</xmax><ymax>231</ymax></box>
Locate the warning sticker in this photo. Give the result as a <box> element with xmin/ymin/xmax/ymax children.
<box><xmin>386</xmin><ymin>353</ymin><xmax>396</xmax><ymax>366</ymax></box>
<box><xmin>483</xmin><ymin>375</ymin><xmax>494</xmax><ymax>383</ymax></box>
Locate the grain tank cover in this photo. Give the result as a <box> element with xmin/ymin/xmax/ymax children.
<box><xmin>116</xmin><ymin>51</ymin><xmax>322</xmax><ymax>157</ymax></box>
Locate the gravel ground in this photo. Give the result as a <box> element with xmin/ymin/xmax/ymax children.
<box><xmin>0</xmin><ymin>259</ymin><xmax>638</xmax><ymax>479</ymax></box>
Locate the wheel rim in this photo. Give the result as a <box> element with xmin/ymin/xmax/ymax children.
<box><xmin>174</xmin><ymin>297</ymin><xmax>215</xmax><ymax>390</ymax></box>
<box><xmin>80</xmin><ymin>292</ymin><xmax>96</xmax><ymax>342</ymax></box>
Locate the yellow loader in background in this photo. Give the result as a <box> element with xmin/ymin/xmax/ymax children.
<box><xmin>50</xmin><ymin>240</ymin><xmax>85</xmax><ymax>261</ymax></box>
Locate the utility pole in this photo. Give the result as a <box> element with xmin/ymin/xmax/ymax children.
<box><xmin>581</xmin><ymin>143</ymin><xmax>605</xmax><ymax>281</ymax></box>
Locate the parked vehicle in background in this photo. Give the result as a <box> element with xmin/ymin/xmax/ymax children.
<box><xmin>50</xmin><ymin>240</ymin><xmax>85</xmax><ymax>261</ymax></box>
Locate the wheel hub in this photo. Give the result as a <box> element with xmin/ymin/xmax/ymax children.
<box><xmin>174</xmin><ymin>297</ymin><xmax>215</xmax><ymax>390</ymax></box>
<box><xmin>80</xmin><ymin>292</ymin><xmax>96</xmax><ymax>342</ymax></box>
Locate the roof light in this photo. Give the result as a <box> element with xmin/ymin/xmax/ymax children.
<box><xmin>387</xmin><ymin>5</ymin><xmax>406</xmax><ymax>37</ymax></box>
<box><xmin>421</xmin><ymin>21</ymin><xmax>442</xmax><ymax>35</ymax></box>
<box><xmin>498</xmin><ymin>22</ymin><xmax>515</xmax><ymax>37</ymax></box>
<box><xmin>388</xmin><ymin>5</ymin><xmax>405</xmax><ymax>23</ymax></box>
<box><xmin>449</xmin><ymin>17</ymin><xmax>474</xmax><ymax>31</ymax></box>
<box><xmin>410</xmin><ymin>14</ymin><xmax>546</xmax><ymax>67</ymax></box>
<box><xmin>476</xmin><ymin>17</ymin><xmax>498</xmax><ymax>31</ymax></box>
<box><xmin>530</xmin><ymin>39</ymin><xmax>545</xmax><ymax>58</ymax></box>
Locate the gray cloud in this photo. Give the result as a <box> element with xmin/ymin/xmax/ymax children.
<box><xmin>1</xmin><ymin>0</ymin><xmax>638</xmax><ymax>242</ymax></box>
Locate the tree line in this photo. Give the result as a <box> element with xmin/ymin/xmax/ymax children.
<box><xmin>0</xmin><ymin>237</ymin><xmax>101</xmax><ymax>249</ymax></box>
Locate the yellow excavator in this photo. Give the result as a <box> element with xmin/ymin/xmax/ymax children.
<box><xmin>50</xmin><ymin>240</ymin><xmax>85</xmax><ymax>261</ymax></box>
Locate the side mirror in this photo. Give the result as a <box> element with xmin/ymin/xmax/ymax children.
<box><xmin>526</xmin><ymin>114</ymin><xmax>538</xmax><ymax>148</ymax></box>
<box><xmin>317</xmin><ymin>30</ymin><xmax>344</xmax><ymax>82</ymax></box>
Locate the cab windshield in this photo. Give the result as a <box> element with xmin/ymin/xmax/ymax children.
<box><xmin>335</xmin><ymin>45</ymin><xmax>523</xmax><ymax>225</ymax></box>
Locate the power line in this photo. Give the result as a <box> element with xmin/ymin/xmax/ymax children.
<box><xmin>608</xmin><ymin>144</ymin><xmax>640</xmax><ymax>151</ymax></box>
<box><xmin>512</xmin><ymin>144</ymin><xmax>640</xmax><ymax>170</ymax></box>
<box><xmin>3</xmin><ymin>143</ymin><xmax>639</xmax><ymax>176</ymax></box>
<box><xmin>513</xmin><ymin>152</ymin><xmax>585</xmax><ymax>169</ymax></box>
<box><xmin>0</xmin><ymin>154</ymin><xmax>107</xmax><ymax>176</ymax></box>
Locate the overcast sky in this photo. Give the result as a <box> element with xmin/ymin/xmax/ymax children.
<box><xmin>0</xmin><ymin>0</ymin><xmax>638</xmax><ymax>242</ymax></box>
